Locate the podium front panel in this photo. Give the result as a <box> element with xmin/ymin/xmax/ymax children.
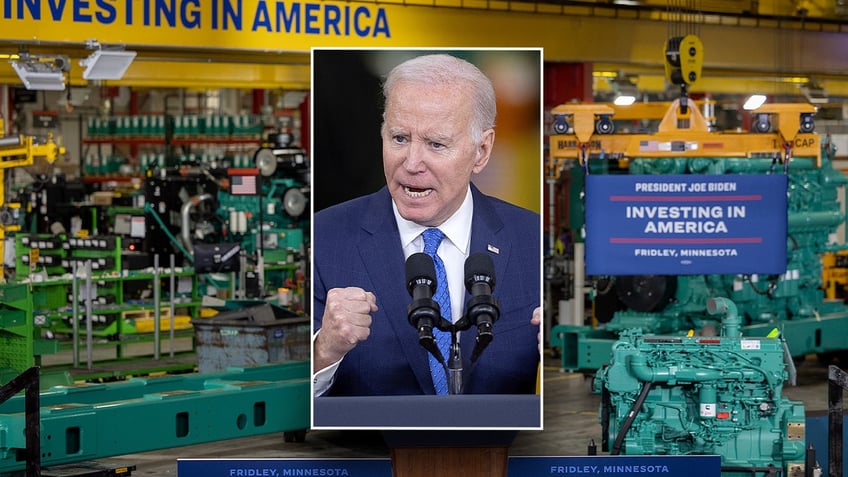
<box><xmin>312</xmin><ymin>394</ymin><xmax>541</xmax><ymax>429</ymax></box>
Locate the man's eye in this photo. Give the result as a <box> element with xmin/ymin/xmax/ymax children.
<box><xmin>430</xmin><ymin>142</ymin><xmax>446</xmax><ymax>150</ymax></box>
<box><xmin>393</xmin><ymin>135</ymin><xmax>408</xmax><ymax>144</ymax></box>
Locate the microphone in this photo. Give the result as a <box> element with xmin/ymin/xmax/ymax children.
<box><xmin>405</xmin><ymin>252</ymin><xmax>445</xmax><ymax>365</ymax></box>
<box><xmin>464</xmin><ymin>253</ymin><xmax>500</xmax><ymax>362</ymax></box>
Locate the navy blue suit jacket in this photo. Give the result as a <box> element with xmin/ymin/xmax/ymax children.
<box><xmin>313</xmin><ymin>184</ymin><xmax>540</xmax><ymax>396</ymax></box>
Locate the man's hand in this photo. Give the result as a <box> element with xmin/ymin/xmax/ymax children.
<box><xmin>313</xmin><ymin>287</ymin><xmax>378</xmax><ymax>373</ymax></box>
<box><xmin>531</xmin><ymin>306</ymin><xmax>542</xmax><ymax>355</ymax></box>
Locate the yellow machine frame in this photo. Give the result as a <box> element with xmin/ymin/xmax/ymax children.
<box><xmin>548</xmin><ymin>101</ymin><xmax>821</xmax><ymax>179</ymax></box>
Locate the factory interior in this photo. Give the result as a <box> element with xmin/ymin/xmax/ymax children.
<box><xmin>2</xmin><ymin>1</ymin><xmax>848</xmax><ymax>476</ymax></box>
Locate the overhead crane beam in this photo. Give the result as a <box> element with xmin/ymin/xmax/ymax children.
<box><xmin>0</xmin><ymin>0</ymin><xmax>847</xmax><ymax>89</ymax></box>
<box><xmin>0</xmin><ymin>62</ymin><xmax>311</xmax><ymax>90</ymax></box>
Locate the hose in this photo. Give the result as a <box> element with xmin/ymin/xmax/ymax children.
<box><xmin>611</xmin><ymin>381</ymin><xmax>653</xmax><ymax>455</ymax></box>
<box><xmin>180</xmin><ymin>193</ymin><xmax>214</xmax><ymax>255</ymax></box>
<box><xmin>144</xmin><ymin>202</ymin><xmax>194</xmax><ymax>263</ymax></box>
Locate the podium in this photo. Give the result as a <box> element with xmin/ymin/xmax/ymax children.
<box><xmin>313</xmin><ymin>395</ymin><xmax>540</xmax><ymax>477</ymax></box>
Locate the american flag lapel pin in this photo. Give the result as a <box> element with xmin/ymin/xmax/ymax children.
<box><xmin>487</xmin><ymin>244</ymin><xmax>500</xmax><ymax>254</ymax></box>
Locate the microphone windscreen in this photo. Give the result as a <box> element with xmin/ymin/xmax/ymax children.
<box><xmin>406</xmin><ymin>252</ymin><xmax>437</xmax><ymax>285</ymax></box>
<box><xmin>464</xmin><ymin>253</ymin><xmax>496</xmax><ymax>289</ymax></box>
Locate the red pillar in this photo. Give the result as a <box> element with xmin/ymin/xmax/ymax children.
<box><xmin>544</xmin><ymin>62</ymin><xmax>593</xmax><ymax>108</ymax></box>
<box><xmin>300</xmin><ymin>92</ymin><xmax>309</xmax><ymax>155</ymax></box>
<box><xmin>252</xmin><ymin>89</ymin><xmax>264</xmax><ymax>115</ymax></box>
<box><xmin>129</xmin><ymin>89</ymin><xmax>138</xmax><ymax>163</ymax></box>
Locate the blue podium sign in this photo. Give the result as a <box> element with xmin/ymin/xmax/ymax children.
<box><xmin>508</xmin><ymin>455</ymin><xmax>721</xmax><ymax>477</ymax></box>
<box><xmin>177</xmin><ymin>458</ymin><xmax>393</xmax><ymax>476</ymax></box>
<box><xmin>585</xmin><ymin>174</ymin><xmax>787</xmax><ymax>275</ymax></box>
<box><xmin>176</xmin><ymin>456</ymin><xmax>720</xmax><ymax>477</ymax></box>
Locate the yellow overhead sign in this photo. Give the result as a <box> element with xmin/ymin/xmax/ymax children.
<box><xmin>1</xmin><ymin>0</ymin><xmax>394</xmax><ymax>50</ymax></box>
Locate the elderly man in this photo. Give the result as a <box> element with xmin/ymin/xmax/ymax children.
<box><xmin>312</xmin><ymin>52</ymin><xmax>540</xmax><ymax>397</ymax></box>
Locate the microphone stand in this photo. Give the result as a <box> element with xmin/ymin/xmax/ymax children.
<box><xmin>448</xmin><ymin>330</ymin><xmax>463</xmax><ymax>395</ymax></box>
<box><xmin>424</xmin><ymin>306</ymin><xmax>500</xmax><ymax>395</ymax></box>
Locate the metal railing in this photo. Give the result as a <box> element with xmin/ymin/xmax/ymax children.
<box><xmin>0</xmin><ymin>366</ymin><xmax>40</xmax><ymax>477</ymax></box>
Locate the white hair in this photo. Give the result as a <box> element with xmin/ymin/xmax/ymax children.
<box><xmin>382</xmin><ymin>53</ymin><xmax>496</xmax><ymax>144</ymax></box>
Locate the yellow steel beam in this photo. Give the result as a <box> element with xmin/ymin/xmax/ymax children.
<box><xmin>596</xmin><ymin>70</ymin><xmax>848</xmax><ymax>99</ymax></box>
<box><xmin>0</xmin><ymin>45</ymin><xmax>310</xmax><ymax>67</ymax></box>
<box><xmin>601</xmin><ymin>101</ymin><xmax>714</xmax><ymax>121</ymax></box>
<box><xmin>0</xmin><ymin>1</ymin><xmax>845</xmax><ymax>90</ymax></box>
<box><xmin>549</xmin><ymin>102</ymin><xmax>822</xmax><ymax>170</ymax></box>
<box><xmin>550</xmin><ymin>130</ymin><xmax>821</xmax><ymax>160</ymax></box>
<box><xmin>0</xmin><ymin>1</ymin><xmax>845</xmax><ymax>73</ymax></box>
<box><xmin>115</xmin><ymin>61</ymin><xmax>310</xmax><ymax>90</ymax></box>
<box><xmin>0</xmin><ymin>61</ymin><xmax>310</xmax><ymax>90</ymax></box>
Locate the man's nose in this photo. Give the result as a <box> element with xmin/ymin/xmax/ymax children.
<box><xmin>403</xmin><ymin>142</ymin><xmax>427</xmax><ymax>171</ymax></box>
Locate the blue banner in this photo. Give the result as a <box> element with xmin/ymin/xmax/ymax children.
<box><xmin>177</xmin><ymin>456</ymin><xmax>720</xmax><ymax>477</ymax></box>
<box><xmin>508</xmin><ymin>455</ymin><xmax>721</xmax><ymax>477</ymax></box>
<box><xmin>177</xmin><ymin>458</ymin><xmax>393</xmax><ymax>476</ymax></box>
<box><xmin>585</xmin><ymin>174</ymin><xmax>787</xmax><ymax>275</ymax></box>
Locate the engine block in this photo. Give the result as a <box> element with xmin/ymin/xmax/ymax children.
<box><xmin>595</xmin><ymin>298</ymin><xmax>806</xmax><ymax>476</ymax></box>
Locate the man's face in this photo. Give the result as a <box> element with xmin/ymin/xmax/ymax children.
<box><xmin>382</xmin><ymin>80</ymin><xmax>493</xmax><ymax>227</ymax></box>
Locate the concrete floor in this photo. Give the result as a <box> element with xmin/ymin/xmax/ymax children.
<box><xmin>73</xmin><ymin>351</ymin><xmax>839</xmax><ymax>477</ymax></box>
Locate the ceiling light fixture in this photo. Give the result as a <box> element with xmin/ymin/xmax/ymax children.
<box><xmin>611</xmin><ymin>76</ymin><xmax>639</xmax><ymax>106</ymax></box>
<box><xmin>743</xmin><ymin>94</ymin><xmax>767</xmax><ymax>110</ymax></box>
<box><xmin>613</xmin><ymin>93</ymin><xmax>637</xmax><ymax>106</ymax></box>
<box><xmin>801</xmin><ymin>80</ymin><xmax>828</xmax><ymax>105</ymax></box>
<box><xmin>10</xmin><ymin>56</ymin><xmax>67</xmax><ymax>91</ymax></box>
<box><xmin>80</xmin><ymin>41</ymin><xmax>137</xmax><ymax>80</ymax></box>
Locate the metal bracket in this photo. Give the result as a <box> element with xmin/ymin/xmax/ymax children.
<box><xmin>828</xmin><ymin>365</ymin><xmax>847</xmax><ymax>477</ymax></box>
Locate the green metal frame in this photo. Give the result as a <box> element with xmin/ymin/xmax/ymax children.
<box><xmin>0</xmin><ymin>361</ymin><xmax>309</xmax><ymax>474</ymax></box>
<box><xmin>550</xmin><ymin>324</ymin><xmax>616</xmax><ymax>372</ymax></box>
<box><xmin>0</xmin><ymin>284</ymin><xmax>37</xmax><ymax>380</ymax></box>
<box><xmin>1</xmin><ymin>233</ymin><xmax>203</xmax><ymax>378</ymax></box>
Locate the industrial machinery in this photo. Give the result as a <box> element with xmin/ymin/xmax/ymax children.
<box><xmin>595</xmin><ymin>298</ymin><xmax>807</xmax><ymax>476</ymax></box>
<box><xmin>0</xmin><ymin>131</ymin><xmax>310</xmax><ymax>376</ymax></box>
<box><xmin>545</xmin><ymin>92</ymin><xmax>839</xmax><ymax>475</ymax></box>
<box><xmin>0</xmin><ymin>127</ymin><xmax>312</xmax><ymax>474</ymax></box>
<box><xmin>145</xmin><ymin>133</ymin><xmax>309</xmax><ymax>303</ymax></box>
<box><xmin>0</xmin><ymin>125</ymin><xmax>65</xmax><ymax>281</ymax></box>
<box><xmin>548</xmin><ymin>99</ymin><xmax>848</xmax><ymax>370</ymax></box>
<box><xmin>0</xmin><ymin>127</ymin><xmax>69</xmax><ymax>382</ymax></box>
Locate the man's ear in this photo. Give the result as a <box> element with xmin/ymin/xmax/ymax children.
<box><xmin>472</xmin><ymin>128</ymin><xmax>495</xmax><ymax>173</ymax></box>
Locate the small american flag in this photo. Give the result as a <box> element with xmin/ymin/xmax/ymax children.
<box><xmin>231</xmin><ymin>175</ymin><xmax>257</xmax><ymax>195</ymax></box>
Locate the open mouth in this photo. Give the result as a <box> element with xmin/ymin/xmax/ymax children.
<box><xmin>404</xmin><ymin>186</ymin><xmax>433</xmax><ymax>198</ymax></box>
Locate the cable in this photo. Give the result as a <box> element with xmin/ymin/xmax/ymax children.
<box><xmin>745</xmin><ymin>274</ymin><xmax>778</xmax><ymax>296</ymax></box>
<box><xmin>611</xmin><ymin>381</ymin><xmax>653</xmax><ymax>455</ymax></box>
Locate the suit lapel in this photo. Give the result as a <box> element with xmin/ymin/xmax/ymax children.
<box><xmin>358</xmin><ymin>189</ymin><xmax>434</xmax><ymax>393</ymax></box>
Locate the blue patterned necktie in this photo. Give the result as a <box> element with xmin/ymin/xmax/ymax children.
<box><xmin>422</xmin><ymin>228</ymin><xmax>451</xmax><ymax>395</ymax></box>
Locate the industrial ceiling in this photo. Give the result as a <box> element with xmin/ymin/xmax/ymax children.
<box><xmin>0</xmin><ymin>0</ymin><xmax>845</xmax><ymax>98</ymax></box>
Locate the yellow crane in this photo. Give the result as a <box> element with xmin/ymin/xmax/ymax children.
<box><xmin>0</xmin><ymin>117</ymin><xmax>65</xmax><ymax>281</ymax></box>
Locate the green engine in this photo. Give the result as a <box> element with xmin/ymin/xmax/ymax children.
<box><xmin>595</xmin><ymin>298</ymin><xmax>807</xmax><ymax>476</ymax></box>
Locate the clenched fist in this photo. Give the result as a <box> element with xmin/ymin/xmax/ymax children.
<box><xmin>313</xmin><ymin>287</ymin><xmax>378</xmax><ymax>373</ymax></box>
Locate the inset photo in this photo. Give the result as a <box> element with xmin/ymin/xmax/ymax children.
<box><xmin>310</xmin><ymin>48</ymin><xmax>543</xmax><ymax>430</ymax></box>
